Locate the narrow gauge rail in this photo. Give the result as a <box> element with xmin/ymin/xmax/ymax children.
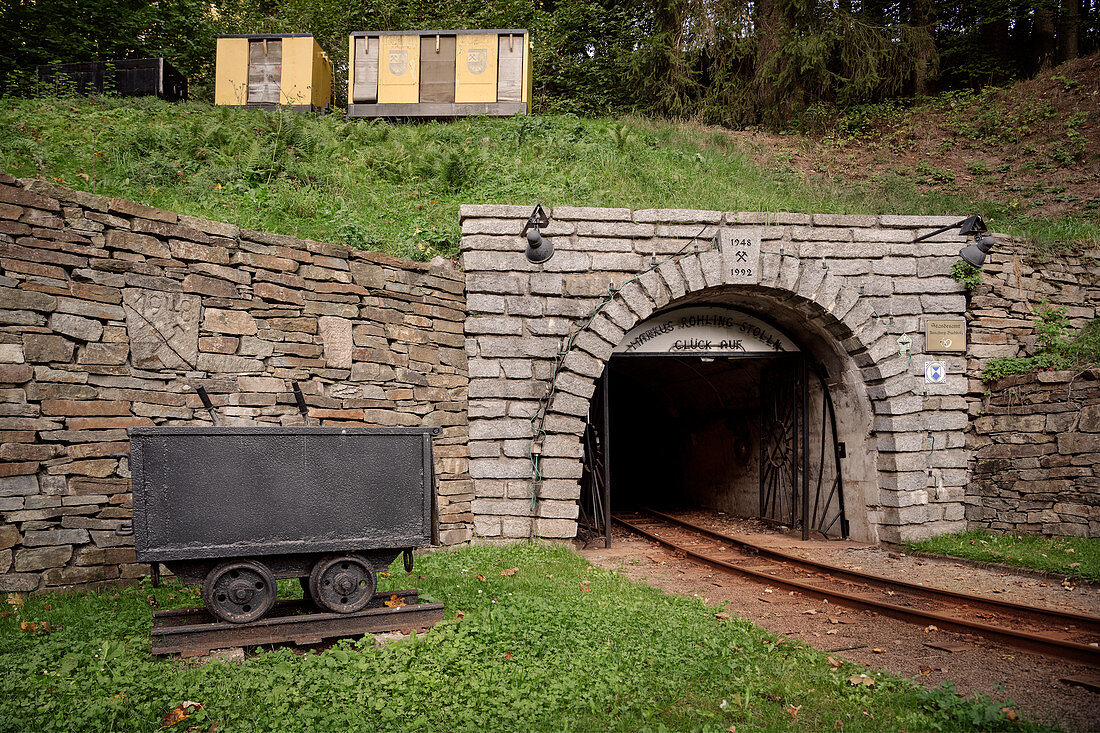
<box><xmin>615</xmin><ymin>509</ymin><xmax>1100</xmax><ymax>666</ymax></box>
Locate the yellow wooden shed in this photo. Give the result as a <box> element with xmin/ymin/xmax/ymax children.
<box><xmin>215</xmin><ymin>34</ymin><xmax>333</xmax><ymax>111</ymax></box>
<box><xmin>347</xmin><ymin>29</ymin><xmax>530</xmax><ymax>117</ymax></box>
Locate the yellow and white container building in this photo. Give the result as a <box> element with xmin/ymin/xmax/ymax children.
<box><xmin>348</xmin><ymin>29</ymin><xmax>531</xmax><ymax>117</ymax></box>
<box><xmin>214</xmin><ymin>33</ymin><xmax>333</xmax><ymax>111</ymax></box>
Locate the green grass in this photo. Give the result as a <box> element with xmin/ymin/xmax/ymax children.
<box><xmin>1</xmin><ymin>96</ymin><xmax>1092</xmax><ymax>262</ymax></box>
<box><xmin>907</xmin><ymin>530</ymin><xmax>1100</xmax><ymax>582</ymax></box>
<box><xmin>0</xmin><ymin>544</ymin><xmax>1041</xmax><ymax>731</ymax></box>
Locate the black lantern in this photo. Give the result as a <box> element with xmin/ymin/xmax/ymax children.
<box><xmin>520</xmin><ymin>204</ymin><xmax>554</xmax><ymax>264</ymax></box>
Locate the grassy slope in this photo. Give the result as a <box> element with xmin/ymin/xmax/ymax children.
<box><xmin>1</xmin><ymin>544</ymin><xmax>1039</xmax><ymax>732</ymax></box>
<box><xmin>2</xmin><ymin>94</ymin><xmax>1092</xmax><ymax>263</ymax></box>
<box><xmin>907</xmin><ymin>530</ymin><xmax>1100</xmax><ymax>582</ymax></box>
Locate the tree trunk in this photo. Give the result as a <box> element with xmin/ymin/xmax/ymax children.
<box><xmin>754</xmin><ymin>0</ymin><xmax>785</xmax><ymax>123</ymax></box>
<box><xmin>1033</xmin><ymin>2</ymin><xmax>1056</xmax><ymax>70</ymax></box>
<box><xmin>1059</xmin><ymin>0</ymin><xmax>1080</xmax><ymax>61</ymax></box>
<box><xmin>908</xmin><ymin>0</ymin><xmax>936</xmax><ymax>96</ymax></box>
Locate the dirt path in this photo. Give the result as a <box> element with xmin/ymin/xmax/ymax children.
<box><xmin>579</xmin><ymin>518</ymin><xmax>1100</xmax><ymax>732</ymax></box>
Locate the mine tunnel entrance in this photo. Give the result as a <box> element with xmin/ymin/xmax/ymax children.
<box><xmin>579</xmin><ymin>305</ymin><xmax>848</xmax><ymax>546</ymax></box>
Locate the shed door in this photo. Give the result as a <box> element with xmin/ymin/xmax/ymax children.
<box><xmin>497</xmin><ymin>34</ymin><xmax>523</xmax><ymax>102</ymax></box>
<box><xmin>419</xmin><ymin>34</ymin><xmax>456</xmax><ymax>103</ymax></box>
<box><xmin>352</xmin><ymin>36</ymin><xmax>379</xmax><ymax>103</ymax></box>
<box><xmin>248</xmin><ymin>39</ymin><xmax>282</xmax><ymax>105</ymax></box>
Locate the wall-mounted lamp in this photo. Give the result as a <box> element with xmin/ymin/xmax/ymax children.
<box><xmin>915</xmin><ymin>214</ymin><xmax>995</xmax><ymax>268</ymax></box>
<box><xmin>520</xmin><ymin>204</ymin><xmax>554</xmax><ymax>264</ymax></box>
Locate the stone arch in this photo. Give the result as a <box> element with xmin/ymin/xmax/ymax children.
<box><xmin>538</xmin><ymin>248</ymin><xmax>908</xmax><ymax>544</ymax></box>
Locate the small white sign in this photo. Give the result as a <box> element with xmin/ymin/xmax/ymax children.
<box><xmin>720</xmin><ymin>228</ymin><xmax>761</xmax><ymax>285</ymax></box>
<box><xmin>925</xmin><ymin>361</ymin><xmax>947</xmax><ymax>384</ymax></box>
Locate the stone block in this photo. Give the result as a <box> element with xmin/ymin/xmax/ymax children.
<box><xmin>318</xmin><ymin>316</ymin><xmax>353</xmax><ymax>369</ymax></box>
<box><xmin>123</xmin><ymin>289</ymin><xmax>200</xmax><ymax>370</ymax></box>
<box><xmin>1079</xmin><ymin>404</ymin><xmax>1100</xmax><ymax>433</ymax></box>
<box><xmin>14</xmin><ymin>545</ymin><xmax>72</xmax><ymax>572</ymax></box>
<box><xmin>554</xmin><ymin>206</ymin><xmax>632</xmax><ymax>221</ymax></box>
<box><xmin>536</xmin><ymin>518</ymin><xmax>576</xmax><ymax>538</ymax></box>
<box><xmin>0</xmin><ymin>525</ymin><xmax>20</xmax><ymax>549</ymax></box>
<box><xmin>0</xmin><ymin>573</ymin><xmax>40</xmax><ymax>592</ymax></box>
<box><xmin>23</xmin><ymin>529</ymin><xmax>89</xmax><ymax>546</ymax></box>
<box><xmin>79</xmin><ymin>342</ymin><xmax>128</xmax><ymax>365</ymax></box>
<box><xmin>203</xmin><ymin>308</ymin><xmax>257</xmax><ymax>335</ymax></box>
<box><xmin>196</xmin><ymin>353</ymin><xmax>264</xmax><ymax>373</ymax></box>
<box><xmin>0</xmin><ymin>475</ymin><xmax>38</xmax><ymax>497</ymax></box>
<box><xmin>1058</xmin><ymin>433</ymin><xmax>1100</xmax><ymax>454</ymax></box>
<box><xmin>22</xmin><ymin>334</ymin><xmax>74</xmax><ymax>363</ymax></box>
<box><xmin>89</xmin><ymin>530</ymin><xmax>133</xmax><ymax>548</ymax></box>
<box><xmin>47</xmin><ymin>313</ymin><xmax>103</xmax><ymax>343</ymax></box>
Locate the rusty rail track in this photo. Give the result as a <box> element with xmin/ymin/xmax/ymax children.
<box><xmin>615</xmin><ymin>509</ymin><xmax>1100</xmax><ymax>666</ymax></box>
<box><xmin>152</xmin><ymin>589</ymin><xmax>445</xmax><ymax>656</ymax></box>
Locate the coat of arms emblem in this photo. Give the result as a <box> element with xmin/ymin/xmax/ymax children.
<box><xmin>467</xmin><ymin>49</ymin><xmax>487</xmax><ymax>75</ymax></box>
<box><xmin>388</xmin><ymin>49</ymin><xmax>408</xmax><ymax>76</ymax></box>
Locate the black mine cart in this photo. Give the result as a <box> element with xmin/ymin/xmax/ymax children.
<box><xmin>129</xmin><ymin>426</ymin><xmax>440</xmax><ymax>624</ymax></box>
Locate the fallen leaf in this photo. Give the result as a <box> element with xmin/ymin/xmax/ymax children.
<box><xmin>802</xmin><ymin>609</ymin><xmax>817</xmax><ymax>615</ymax></box>
<box><xmin>715</xmin><ymin>612</ymin><xmax>731</xmax><ymax>620</ymax></box>
<box><xmin>871</xmin><ymin>648</ymin><xmax>886</xmax><ymax>653</ymax></box>
<box><xmin>476</xmin><ymin>574</ymin><xmax>486</xmax><ymax>582</ymax></box>
<box><xmin>918</xmin><ymin>666</ymin><xmax>932</xmax><ymax>676</ymax></box>
<box><xmin>1070</xmin><ymin>562</ymin><xmax>1080</xmax><ymax>568</ymax></box>
<box><xmin>923</xmin><ymin>625</ymin><xmax>938</xmax><ymax>633</ymax></box>
<box><xmin>504</xmin><ymin>652</ymin><xmax>513</xmax><ymax>660</ymax></box>
<box><xmin>501</xmin><ymin>567</ymin><xmax>519</xmax><ymax>576</ymax></box>
<box><xmin>77</xmin><ymin>173</ymin><xmax>90</xmax><ymax>181</ymax></box>
<box><xmin>580</xmin><ymin>582</ymin><xmax>590</xmax><ymax>592</ymax></box>
<box><xmin>728</xmin><ymin>726</ymin><xmax>736</xmax><ymax>733</ymax></box>
<box><xmin>826</xmin><ymin>656</ymin><xmax>842</xmax><ymax>668</ymax></box>
<box><xmin>6</xmin><ymin>593</ymin><xmax>23</xmax><ymax>609</ymax></box>
<box><xmin>826</xmin><ymin>629</ymin><xmax>837</xmax><ymax>635</ymax></box>
<box><xmin>1002</xmin><ymin>707</ymin><xmax>1018</xmax><ymax>721</ymax></box>
<box><xmin>161</xmin><ymin>701</ymin><xmax>203</xmax><ymax>728</ymax></box>
<box><xmin>848</xmin><ymin>674</ymin><xmax>875</xmax><ymax>687</ymax></box>
<box><xmin>454</xmin><ymin>611</ymin><xmax>464</xmax><ymax>620</ymax></box>
<box><xmin>1066</xmin><ymin>548</ymin><xmax>1075</xmax><ymax>554</ymax></box>
<box><xmin>383</xmin><ymin>594</ymin><xmax>406</xmax><ymax>608</ymax></box>
<box><xmin>786</xmin><ymin>704</ymin><xmax>802</xmax><ymax>719</ymax></box>
<box><xmin>43</xmin><ymin>604</ymin><xmax>51</xmax><ymax>610</ymax></box>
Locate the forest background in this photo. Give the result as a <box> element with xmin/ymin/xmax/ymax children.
<box><xmin>2</xmin><ymin>0</ymin><xmax>1098</xmax><ymax>128</ymax></box>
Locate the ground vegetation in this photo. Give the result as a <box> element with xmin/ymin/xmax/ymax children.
<box><xmin>907</xmin><ymin>530</ymin><xmax>1100</xmax><ymax>581</ymax></box>
<box><xmin>0</xmin><ymin>544</ymin><xmax>1043</xmax><ymax>731</ymax></box>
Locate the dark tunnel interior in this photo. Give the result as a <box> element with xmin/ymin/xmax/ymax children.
<box><xmin>606</xmin><ymin>354</ymin><xmax>798</xmax><ymax>516</ymax></box>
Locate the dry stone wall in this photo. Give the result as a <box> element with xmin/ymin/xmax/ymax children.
<box><xmin>965</xmin><ymin>237</ymin><xmax>1099</xmax><ymax>397</ymax></box>
<box><xmin>962</xmin><ymin>238</ymin><xmax>1099</xmax><ymax>536</ymax></box>
<box><xmin>969</xmin><ymin>371</ymin><xmax>1100</xmax><ymax>536</ymax></box>
<box><xmin>0</xmin><ymin>174</ymin><xmax>470</xmax><ymax>594</ymax></box>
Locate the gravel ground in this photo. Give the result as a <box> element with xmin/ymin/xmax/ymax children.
<box><xmin>579</xmin><ymin>514</ymin><xmax>1100</xmax><ymax>732</ymax></box>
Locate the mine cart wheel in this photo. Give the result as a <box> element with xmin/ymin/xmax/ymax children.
<box><xmin>202</xmin><ymin>560</ymin><xmax>277</xmax><ymax>624</ymax></box>
<box><xmin>403</xmin><ymin>548</ymin><xmax>414</xmax><ymax>573</ymax></box>
<box><xmin>308</xmin><ymin>554</ymin><xmax>377</xmax><ymax>614</ymax></box>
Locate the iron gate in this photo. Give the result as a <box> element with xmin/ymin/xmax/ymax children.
<box><xmin>582</xmin><ymin>353</ymin><xmax>848</xmax><ymax>543</ymax></box>
<box><xmin>758</xmin><ymin>358</ymin><xmax>849</xmax><ymax>539</ymax></box>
